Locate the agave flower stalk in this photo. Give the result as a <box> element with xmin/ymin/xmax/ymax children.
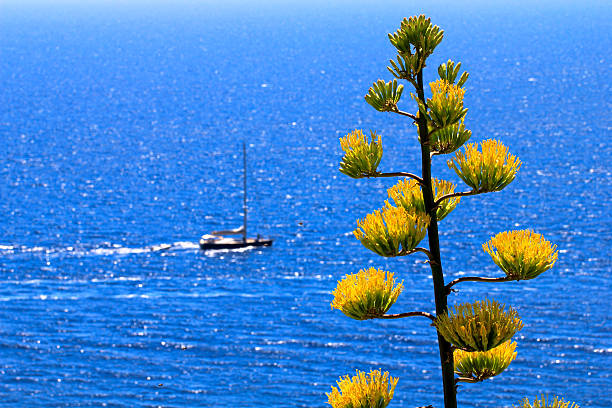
<box><xmin>412</xmin><ymin>42</ymin><xmax>458</xmax><ymax>408</ymax></box>
<box><xmin>329</xmin><ymin>14</ymin><xmax>566</xmax><ymax>408</ymax></box>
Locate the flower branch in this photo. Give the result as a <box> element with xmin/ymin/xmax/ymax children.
<box><xmin>380</xmin><ymin>311</ymin><xmax>435</xmax><ymax>321</ymax></box>
<box><xmin>370</xmin><ymin>172</ymin><xmax>424</xmax><ymax>185</ymax></box>
<box><xmin>434</xmin><ymin>190</ymin><xmax>478</xmax><ymax>208</ymax></box>
<box><xmin>392</xmin><ymin>108</ymin><xmax>418</xmax><ymax>121</ymax></box>
<box><xmin>445</xmin><ymin>276</ymin><xmax>512</xmax><ymax>294</ymax></box>
<box><xmin>398</xmin><ymin>246</ymin><xmax>433</xmax><ymax>260</ymax></box>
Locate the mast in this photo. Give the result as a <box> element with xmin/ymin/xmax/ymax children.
<box><xmin>242</xmin><ymin>142</ymin><xmax>247</xmax><ymax>241</ymax></box>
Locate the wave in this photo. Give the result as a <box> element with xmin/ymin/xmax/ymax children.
<box><xmin>202</xmin><ymin>246</ymin><xmax>256</xmax><ymax>256</ymax></box>
<box><xmin>0</xmin><ymin>241</ymin><xmax>200</xmax><ymax>258</ymax></box>
<box><xmin>0</xmin><ymin>239</ymin><xmax>267</xmax><ymax>259</ymax></box>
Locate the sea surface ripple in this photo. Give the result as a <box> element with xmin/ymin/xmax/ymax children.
<box><xmin>0</xmin><ymin>1</ymin><xmax>610</xmax><ymax>407</ymax></box>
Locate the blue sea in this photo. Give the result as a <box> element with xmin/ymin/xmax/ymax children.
<box><xmin>0</xmin><ymin>1</ymin><xmax>610</xmax><ymax>406</ymax></box>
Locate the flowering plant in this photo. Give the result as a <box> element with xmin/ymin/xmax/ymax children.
<box><xmin>326</xmin><ymin>14</ymin><xmax>574</xmax><ymax>408</ymax></box>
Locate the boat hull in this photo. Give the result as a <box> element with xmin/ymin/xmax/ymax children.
<box><xmin>199</xmin><ymin>238</ymin><xmax>273</xmax><ymax>250</ymax></box>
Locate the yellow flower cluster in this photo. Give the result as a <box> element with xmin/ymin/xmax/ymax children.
<box><xmin>387</xmin><ymin>178</ymin><xmax>460</xmax><ymax>221</ymax></box>
<box><xmin>426</xmin><ymin>79</ymin><xmax>467</xmax><ymax>128</ymax></box>
<box><xmin>515</xmin><ymin>395</ymin><xmax>579</xmax><ymax>408</ymax></box>
<box><xmin>340</xmin><ymin>129</ymin><xmax>378</xmax><ymax>153</ymax></box>
<box><xmin>339</xmin><ymin>130</ymin><xmax>383</xmax><ymax>179</ymax></box>
<box><xmin>454</xmin><ymin>340</ymin><xmax>517</xmax><ymax>381</ymax></box>
<box><xmin>387</xmin><ymin>179</ymin><xmax>424</xmax><ymax>213</ymax></box>
<box><xmin>483</xmin><ymin>230</ymin><xmax>558</xmax><ymax>280</ymax></box>
<box><xmin>448</xmin><ymin>139</ymin><xmax>521</xmax><ymax>192</ymax></box>
<box><xmin>434</xmin><ymin>299</ymin><xmax>523</xmax><ymax>352</ymax></box>
<box><xmin>430</xmin><ymin>78</ymin><xmax>466</xmax><ymax>103</ymax></box>
<box><xmin>327</xmin><ymin>369</ymin><xmax>398</xmax><ymax>408</ymax></box>
<box><xmin>354</xmin><ymin>204</ymin><xmax>430</xmax><ymax>257</ymax></box>
<box><xmin>331</xmin><ymin>268</ymin><xmax>403</xmax><ymax>320</ymax></box>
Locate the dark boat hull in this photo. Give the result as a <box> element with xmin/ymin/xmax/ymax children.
<box><xmin>199</xmin><ymin>238</ymin><xmax>273</xmax><ymax>250</ymax></box>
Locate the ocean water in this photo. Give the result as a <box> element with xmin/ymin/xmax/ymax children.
<box><xmin>0</xmin><ymin>1</ymin><xmax>611</xmax><ymax>407</ymax></box>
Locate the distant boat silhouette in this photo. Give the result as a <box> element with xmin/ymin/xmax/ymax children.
<box><xmin>199</xmin><ymin>143</ymin><xmax>273</xmax><ymax>250</ymax></box>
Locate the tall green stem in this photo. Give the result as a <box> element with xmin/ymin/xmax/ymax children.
<box><xmin>415</xmin><ymin>70</ymin><xmax>457</xmax><ymax>408</ymax></box>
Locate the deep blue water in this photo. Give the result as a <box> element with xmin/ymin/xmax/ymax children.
<box><xmin>0</xmin><ymin>1</ymin><xmax>611</xmax><ymax>407</ymax></box>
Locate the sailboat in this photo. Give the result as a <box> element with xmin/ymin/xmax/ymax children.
<box><xmin>199</xmin><ymin>143</ymin><xmax>273</xmax><ymax>250</ymax></box>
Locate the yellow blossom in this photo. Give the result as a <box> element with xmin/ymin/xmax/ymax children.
<box><xmin>447</xmin><ymin>139</ymin><xmax>521</xmax><ymax>192</ymax></box>
<box><xmin>454</xmin><ymin>341</ymin><xmax>517</xmax><ymax>381</ymax></box>
<box><xmin>484</xmin><ymin>230</ymin><xmax>558</xmax><ymax>280</ymax></box>
<box><xmin>434</xmin><ymin>299</ymin><xmax>523</xmax><ymax>352</ymax></box>
<box><xmin>425</xmin><ymin>79</ymin><xmax>467</xmax><ymax>128</ymax></box>
<box><xmin>515</xmin><ymin>395</ymin><xmax>579</xmax><ymax>408</ymax></box>
<box><xmin>387</xmin><ymin>178</ymin><xmax>460</xmax><ymax>221</ymax></box>
<box><xmin>331</xmin><ymin>267</ymin><xmax>403</xmax><ymax>320</ymax></box>
<box><xmin>339</xmin><ymin>130</ymin><xmax>383</xmax><ymax>179</ymax></box>
<box><xmin>430</xmin><ymin>79</ymin><xmax>465</xmax><ymax>103</ymax></box>
<box><xmin>327</xmin><ymin>369</ymin><xmax>398</xmax><ymax>408</ymax></box>
<box><xmin>354</xmin><ymin>204</ymin><xmax>430</xmax><ymax>257</ymax></box>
